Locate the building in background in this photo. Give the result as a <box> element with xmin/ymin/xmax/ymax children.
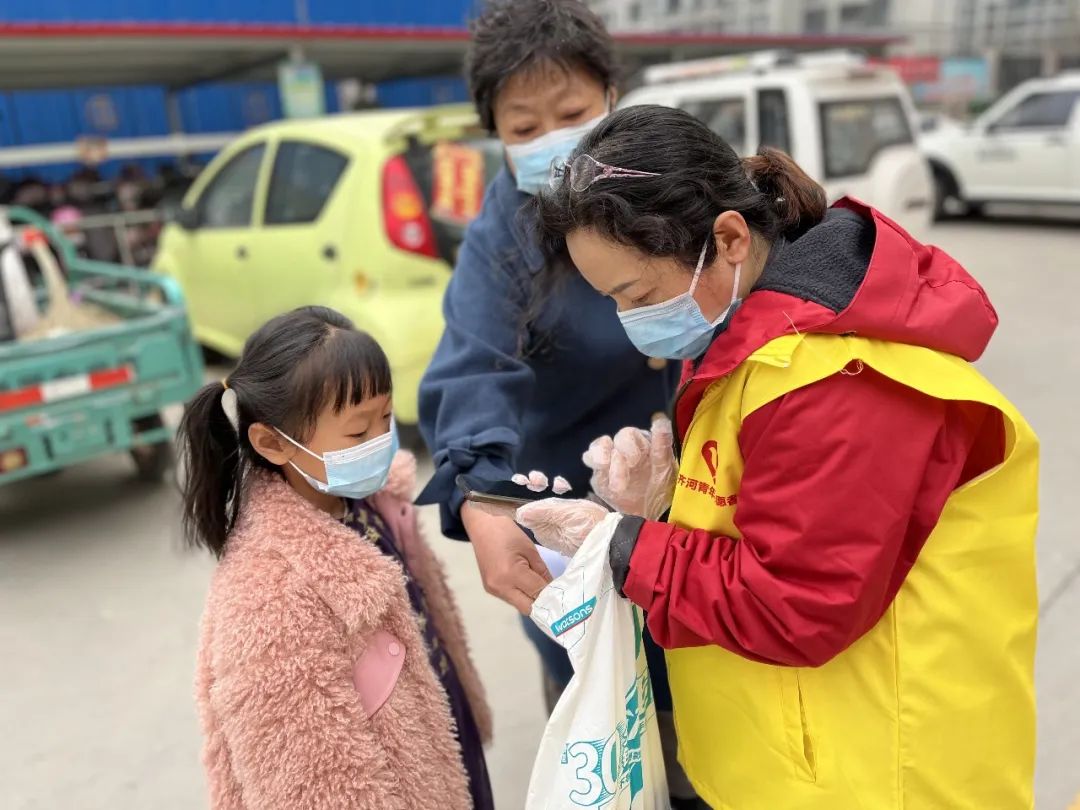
<box><xmin>957</xmin><ymin>0</ymin><xmax>1080</xmax><ymax>88</ymax></box>
<box><xmin>590</xmin><ymin>0</ymin><xmax>1080</xmax><ymax>95</ymax></box>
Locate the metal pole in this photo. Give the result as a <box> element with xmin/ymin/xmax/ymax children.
<box><xmin>165</xmin><ymin>90</ymin><xmax>184</xmax><ymax>136</ymax></box>
<box><xmin>114</xmin><ymin>219</ymin><xmax>135</xmax><ymax>268</ymax></box>
<box><xmin>294</xmin><ymin>0</ymin><xmax>310</xmax><ymax>26</ymax></box>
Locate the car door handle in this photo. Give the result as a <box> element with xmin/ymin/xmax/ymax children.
<box><xmin>1046</xmin><ymin>133</ymin><xmax>1067</xmax><ymax>146</ymax></box>
<box><xmin>236</xmin><ymin>246</ymin><xmax>248</xmax><ymax>260</ymax></box>
<box><xmin>322</xmin><ymin>244</ymin><xmax>337</xmax><ymax>261</ymax></box>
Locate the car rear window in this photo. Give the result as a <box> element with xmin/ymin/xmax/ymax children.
<box><xmin>819</xmin><ymin>97</ymin><xmax>913</xmax><ymax>179</ymax></box>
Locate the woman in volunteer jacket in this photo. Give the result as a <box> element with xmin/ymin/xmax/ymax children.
<box><xmin>517</xmin><ymin>105</ymin><xmax>1039</xmax><ymax>810</ymax></box>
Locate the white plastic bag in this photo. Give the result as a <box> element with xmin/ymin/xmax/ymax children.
<box><xmin>527</xmin><ymin>513</ymin><xmax>669</xmax><ymax>810</ymax></box>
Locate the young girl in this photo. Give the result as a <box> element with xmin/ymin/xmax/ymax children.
<box><xmin>180</xmin><ymin>306</ymin><xmax>493</xmax><ymax>810</ymax></box>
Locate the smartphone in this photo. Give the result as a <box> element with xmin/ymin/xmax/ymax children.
<box><xmin>456</xmin><ymin>473</ymin><xmax>580</xmax><ymax>509</ymax></box>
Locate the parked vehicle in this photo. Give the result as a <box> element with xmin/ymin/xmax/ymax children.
<box><xmin>619</xmin><ymin>49</ymin><xmax>933</xmax><ymax>227</ymax></box>
<box><xmin>0</xmin><ymin>206</ymin><xmax>203</xmax><ymax>486</ymax></box>
<box><xmin>154</xmin><ymin>105</ymin><xmax>485</xmax><ymax>425</ymax></box>
<box><xmin>921</xmin><ymin>72</ymin><xmax>1080</xmax><ymax>219</ymax></box>
<box><xmin>917</xmin><ymin>112</ymin><xmax>963</xmax><ymax>135</ymax></box>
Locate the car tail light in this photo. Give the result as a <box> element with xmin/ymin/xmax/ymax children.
<box><xmin>382</xmin><ymin>156</ymin><xmax>438</xmax><ymax>259</ymax></box>
<box><xmin>0</xmin><ymin>447</ymin><xmax>28</xmax><ymax>474</ymax></box>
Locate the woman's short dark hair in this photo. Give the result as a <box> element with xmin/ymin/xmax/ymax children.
<box><xmin>466</xmin><ymin>0</ymin><xmax>618</xmax><ymax>133</ymax></box>
<box><xmin>534</xmin><ymin>105</ymin><xmax>828</xmax><ymax>271</ymax></box>
<box><xmin>177</xmin><ymin>306</ymin><xmax>391</xmax><ymax>558</ymax></box>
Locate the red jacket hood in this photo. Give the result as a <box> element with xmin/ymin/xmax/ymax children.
<box><xmin>690</xmin><ymin>198</ymin><xmax>998</xmax><ymax>385</ymax></box>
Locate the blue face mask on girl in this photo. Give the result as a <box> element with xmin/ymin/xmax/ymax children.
<box><xmin>617</xmin><ymin>240</ymin><xmax>743</xmax><ymax>361</ymax></box>
<box><xmin>277</xmin><ymin>420</ymin><xmax>399</xmax><ymax>500</ymax></box>
<box><xmin>506</xmin><ymin>112</ymin><xmax>607</xmax><ymax>195</ymax></box>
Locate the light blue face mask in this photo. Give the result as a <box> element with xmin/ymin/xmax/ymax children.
<box><xmin>617</xmin><ymin>240</ymin><xmax>742</xmax><ymax>361</ymax></box>
<box><xmin>278</xmin><ymin>419</ymin><xmax>398</xmax><ymax>500</ymax></box>
<box><xmin>506</xmin><ymin>112</ymin><xmax>607</xmax><ymax>195</ymax></box>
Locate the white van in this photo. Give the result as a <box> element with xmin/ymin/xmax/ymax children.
<box><xmin>619</xmin><ymin>50</ymin><xmax>932</xmax><ymax>228</ymax></box>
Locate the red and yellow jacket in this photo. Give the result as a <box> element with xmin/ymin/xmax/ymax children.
<box><xmin>614</xmin><ymin>200</ymin><xmax>1038</xmax><ymax>809</ymax></box>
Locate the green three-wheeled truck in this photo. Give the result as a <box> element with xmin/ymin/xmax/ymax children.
<box><xmin>0</xmin><ymin>206</ymin><xmax>203</xmax><ymax>487</ymax></box>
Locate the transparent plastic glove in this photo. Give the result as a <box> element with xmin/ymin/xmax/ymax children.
<box><xmin>516</xmin><ymin>498</ymin><xmax>610</xmax><ymax>557</ymax></box>
<box><xmin>583</xmin><ymin>416</ymin><xmax>677</xmax><ymax>520</ymax></box>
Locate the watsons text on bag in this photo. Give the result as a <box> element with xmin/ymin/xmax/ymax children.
<box><xmin>551</xmin><ymin>597</ymin><xmax>597</xmax><ymax>637</ymax></box>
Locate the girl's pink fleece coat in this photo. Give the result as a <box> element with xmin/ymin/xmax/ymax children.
<box><xmin>194</xmin><ymin>451</ymin><xmax>492</xmax><ymax>810</ymax></box>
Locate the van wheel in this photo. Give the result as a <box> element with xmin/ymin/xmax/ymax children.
<box><xmin>931</xmin><ymin>166</ymin><xmax>961</xmax><ymax>222</ymax></box>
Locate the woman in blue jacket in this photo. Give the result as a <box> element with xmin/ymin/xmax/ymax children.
<box><xmin>417</xmin><ymin>0</ymin><xmax>690</xmax><ymax>802</ymax></box>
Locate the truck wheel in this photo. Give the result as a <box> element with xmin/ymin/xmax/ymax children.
<box><xmin>131</xmin><ymin>414</ymin><xmax>175</xmax><ymax>483</ymax></box>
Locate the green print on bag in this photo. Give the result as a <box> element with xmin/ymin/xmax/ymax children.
<box><xmin>560</xmin><ymin>611</ymin><xmax>654</xmax><ymax>807</ymax></box>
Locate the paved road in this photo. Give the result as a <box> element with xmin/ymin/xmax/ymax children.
<box><xmin>2</xmin><ymin>215</ymin><xmax>1078</xmax><ymax>809</ymax></box>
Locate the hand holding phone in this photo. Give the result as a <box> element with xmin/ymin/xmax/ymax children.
<box><xmin>456</xmin><ymin>473</ymin><xmax>579</xmax><ymax>511</ymax></box>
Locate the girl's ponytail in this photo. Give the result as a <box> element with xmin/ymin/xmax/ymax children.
<box><xmin>178</xmin><ymin>381</ymin><xmax>242</xmax><ymax>558</ymax></box>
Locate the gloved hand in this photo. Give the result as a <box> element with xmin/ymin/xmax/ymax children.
<box><xmin>583</xmin><ymin>415</ymin><xmax>677</xmax><ymax>520</ymax></box>
<box><xmin>516</xmin><ymin>498</ymin><xmax>610</xmax><ymax>557</ymax></box>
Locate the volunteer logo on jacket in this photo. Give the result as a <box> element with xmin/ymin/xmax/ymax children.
<box><xmin>621</xmin><ymin>200</ymin><xmax>1038</xmax><ymax>810</ymax></box>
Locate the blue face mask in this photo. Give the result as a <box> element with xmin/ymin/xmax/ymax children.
<box><xmin>278</xmin><ymin>419</ymin><xmax>399</xmax><ymax>500</ymax></box>
<box><xmin>506</xmin><ymin>113</ymin><xmax>607</xmax><ymax>195</ymax></box>
<box><xmin>617</xmin><ymin>240</ymin><xmax>742</xmax><ymax>360</ymax></box>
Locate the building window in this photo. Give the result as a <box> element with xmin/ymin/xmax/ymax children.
<box><xmin>865</xmin><ymin>0</ymin><xmax>888</xmax><ymax>26</ymax></box>
<box><xmin>629</xmin><ymin>2</ymin><xmax>641</xmax><ymax>23</ymax></box>
<box><xmin>668</xmin><ymin>0</ymin><xmax>681</xmax><ymax>12</ymax></box>
<box><xmin>840</xmin><ymin>4</ymin><xmax>865</xmax><ymax>27</ymax></box>
<box><xmin>804</xmin><ymin>8</ymin><xmax>828</xmax><ymax>33</ymax></box>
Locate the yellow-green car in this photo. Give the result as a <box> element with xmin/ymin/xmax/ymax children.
<box><xmin>154</xmin><ymin>106</ymin><xmax>489</xmax><ymax>424</ymax></box>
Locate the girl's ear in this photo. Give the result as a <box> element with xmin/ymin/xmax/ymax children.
<box><xmin>248</xmin><ymin>423</ymin><xmax>295</xmax><ymax>466</ymax></box>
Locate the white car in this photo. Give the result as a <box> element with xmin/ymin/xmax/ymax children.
<box><xmin>921</xmin><ymin>72</ymin><xmax>1080</xmax><ymax>219</ymax></box>
<box><xmin>620</xmin><ymin>49</ymin><xmax>933</xmax><ymax>228</ymax></box>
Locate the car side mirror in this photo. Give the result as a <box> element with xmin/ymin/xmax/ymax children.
<box><xmin>175</xmin><ymin>205</ymin><xmax>201</xmax><ymax>230</ymax></box>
